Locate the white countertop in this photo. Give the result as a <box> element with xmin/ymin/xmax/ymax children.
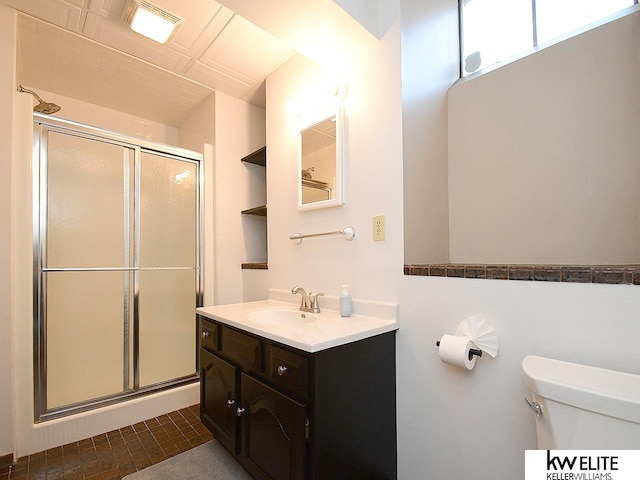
<box><xmin>197</xmin><ymin>294</ymin><xmax>399</xmax><ymax>353</ymax></box>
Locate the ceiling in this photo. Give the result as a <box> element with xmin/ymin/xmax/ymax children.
<box><xmin>3</xmin><ymin>0</ymin><xmax>295</xmax><ymax>126</ymax></box>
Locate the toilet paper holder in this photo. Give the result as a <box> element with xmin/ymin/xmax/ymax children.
<box><xmin>436</xmin><ymin>340</ymin><xmax>483</xmax><ymax>360</ymax></box>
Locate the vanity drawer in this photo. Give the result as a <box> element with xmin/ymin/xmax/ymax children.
<box><xmin>200</xmin><ymin>319</ymin><xmax>219</xmax><ymax>352</ymax></box>
<box><xmin>220</xmin><ymin>326</ymin><xmax>263</xmax><ymax>373</ymax></box>
<box><xmin>266</xmin><ymin>344</ymin><xmax>309</xmax><ymax>399</ymax></box>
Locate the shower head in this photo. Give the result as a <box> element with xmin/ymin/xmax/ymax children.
<box><xmin>17</xmin><ymin>85</ymin><xmax>61</xmax><ymax>114</ymax></box>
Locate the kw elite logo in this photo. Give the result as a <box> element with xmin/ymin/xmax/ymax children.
<box><xmin>546</xmin><ymin>451</ymin><xmax>617</xmax><ymax>480</ymax></box>
<box><xmin>525</xmin><ymin>450</ymin><xmax>640</xmax><ymax>480</ymax></box>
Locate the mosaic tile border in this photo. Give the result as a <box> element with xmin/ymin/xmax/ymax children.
<box><xmin>404</xmin><ymin>264</ymin><xmax>640</xmax><ymax>285</ymax></box>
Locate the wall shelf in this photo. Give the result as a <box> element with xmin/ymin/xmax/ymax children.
<box><xmin>240</xmin><ymin>146</ymin><xmax>266</xmax><ymax>167</ymax></box>
<box><xmin>241</xmin><ymin>205</ymin><xmax>267</xmax><ymax>216</ymax></box>
<box><xmin>241</xmin><ymin>146</ymin><xmax>267</xmax><ymax>267</ymax></box>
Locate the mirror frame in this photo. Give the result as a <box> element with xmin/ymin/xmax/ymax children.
<box><xmin>297</xmin><ymin>108</ymin><xmax>344</xmax><ymax>211</ymax></box>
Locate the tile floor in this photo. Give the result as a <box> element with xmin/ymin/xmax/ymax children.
<box><xmin>0</xmin><ymin>404</ymin><xmax>213</xmax><ymax>480</ymax></box>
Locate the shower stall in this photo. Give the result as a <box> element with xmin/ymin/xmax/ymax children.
<box><xmin>31</xmin><ymin>114</ymin><xmax>202</xmax><ymax>421</ymax></box>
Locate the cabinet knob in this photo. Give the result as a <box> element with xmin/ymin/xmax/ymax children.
<box><xmin>236</xmin><ymin>407</ymin><xmax>246</xmax><ymax>417</ymax></box>
<box><xmin>277</xmin><ymin>365</ymin><xmax>288</xmax><ymax>376</ymax></box>
<box><xmin>202</xmin><ymin>331</ymin><xmax>210</xmax><ymax>338</ymax></box>
<box><xmin>227</xmin><ymin>399</ymin><xmax>235</xmax><ymax>408</ymax></box>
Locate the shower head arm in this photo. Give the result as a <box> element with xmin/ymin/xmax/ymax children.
<box><xmin>17</xmin><ymin>84</ymin><xmax>45</xmax><ymax>103</ymax></box>
<box><xmin>17</xmin><ymin>85</ymin><xmax>61</xmax><ymax>114</ymax></box>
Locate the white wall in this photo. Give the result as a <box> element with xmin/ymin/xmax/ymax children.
<box><xmin>178</xmin><ymin>94</ymin><xmax>216</xmax><ymax>308</ymax></box>
<box><xmin>180</xmin><ymin>91</ymin><xmax>267</xmax><ymax>306</ymax></box>
<box><xmin>448</xmin><ymin>11</ymin><xmax>640</xmax><ymax>265</ymax></box>
<box><xmin>397</xmin><ymin>276</ymin><xmax>640</xmax><ymax>479</ymax></box>
<box><xmin>265</xmin><ymin>39</ymin><xmax>403</xmax><ymax>302</ymax></box>
<box><xmin>0</xmin><ymin>3</ymin><xmax>16</xmax><ymax>459</ymax></box>
<box><xmin>214</xmin><ymin>92</ymin><xmax>267</xmax><ymax>304</ymax></box>
<box><xmin>25</xmin><ymin>89</ymin><xmax>180</xmax><ymax>145</ymax></box>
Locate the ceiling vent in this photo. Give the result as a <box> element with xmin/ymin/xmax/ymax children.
<box><xmin>121</xmin><ymin>0</ymin><xmax>183</xmax><ymax>44</ymax></box>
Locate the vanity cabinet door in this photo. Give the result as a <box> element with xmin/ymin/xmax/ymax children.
<box><xmin>240</xmin><ymin>374</ymin><xmax>307</xmax><ymax>480</ymax></box>
<box><xmin>200</xmin><ymin>349</ymin><xmax>240</xmax><ymax>454</ymax></box>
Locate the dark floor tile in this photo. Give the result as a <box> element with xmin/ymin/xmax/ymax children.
<box><xmin>30</xmin><ymin>451</ymin><xmax>46</xmax><ymax>464</ymax></box>
<box><xmin>159</xmin><ymin>443</ymin><xmax>179</xmax><ymax>457</ymax></box>
<box><xmin>101</xmin><ymin>467</ymin><xmax>122</xmax><ymax>480</ymax></box>
<box><xmin>144</xmin><ymin>418</ymin><xmax>160</xmax><ymax>429</ymax></box>
<box><xmin>121</xmin><ymin>431</ymin><xmax>139</xmax><ymax>445</ymax></box>
<box><xmin>78</xmin><ymin>439</ymin><xmax>95</xmax><ymax>451</ymax></box>
<box><xmin>82</xmin><ymin>458</ymin><xmax>102</xmax><ymax>478</ymax></box>
<box><xmin>5</xmin><ymin>405</ymin><xmax>208</xmax><ymax>480</ymax></box>
<box><xmin>28</xmin><ymin>470</ymin><xmax>46</xmax><ymax>480</ymax></box>
<box><xmin>156</xmin><ymin>415</ymin><xmax>172</xmax><ymax>425</ymax></box>
<box><xmin>46</xmin><ymin>464</ymin><xmax>63</xmax><ymax>479</ymax></box>
<box><xmin>146</xmin><ymin>449</ymin><xmax>166</xmax><ymax>464</ymax></box>
<box><xmin>62</xmin><ymin>463</ymin><xmax>84</xmax><ymax>480</ymax></box>
<box><xmin>132</xmin><ymin>423</ymin><xmax>148</xmax><ymax>434</ymax></box>
<box><xmin>92</xmin><ymin>434</ymin><xmax>109</xmax><ymax>447</ymax></box>
<box><xmin>118</xmin><ymin>463</ymin><xmax>137</xmax><ymax>477</ymax></box>
<box><xmin>80</xmin><ymin>449</ymin><xmax>98</xmax><ymax>463</ymax></box>
<box><xmin>175</xmin><ymin>440</ymin><xmax>192</xmax><ymax>453</ymax></box>
<box><xmin>63</xmin><ymin>452</ymin><xmax>82</xmax><ymax>468</ymax></box>
<box><xmin>46</xmin><ymin>446</ymin><xmax>64</xmax><ymax>459</ymax></box>
<box><xmin>62</xmin><ymin>442</ymin><xmax>80</xmax><ymax>455</ymax></box>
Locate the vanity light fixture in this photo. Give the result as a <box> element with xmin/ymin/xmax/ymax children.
<box><xmin>121</xmin><ymin>0</ymin><xmax>182</xmax><ymax>44</ymax></box>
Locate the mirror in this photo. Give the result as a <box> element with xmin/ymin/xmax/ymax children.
<box><xmin>298</xmin><ymin>109</ymin><xmax>344</xmax><ymax>210</ymax></box>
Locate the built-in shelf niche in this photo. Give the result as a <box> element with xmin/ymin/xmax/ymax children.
<box><xmin>241</xmin><ymin>146</ymin><xmax>267</xmax><ymax>267</ymax></box>
<box><xmin>240</xmin><ymin>146</ymin><xmax>267</xmax><ymax>216</ymax></box>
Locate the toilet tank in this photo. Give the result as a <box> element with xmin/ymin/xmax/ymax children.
<box><xmin>522</xmin><ymin>355</ymin><xmax>640</xmax><ymax>449</ymax></box>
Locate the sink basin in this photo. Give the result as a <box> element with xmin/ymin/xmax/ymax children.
<box><xmin>246</xmin><ymin>308</ymin><xmax>318</xmax><ymax>327</ymax></box>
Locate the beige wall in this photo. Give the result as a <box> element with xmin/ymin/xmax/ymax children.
<box><xmin>448</xmin><ymin>11</ymin><xmax>640</xmax><ymax>265</ymax></box>
<box><xmin>401</xmin><ymin>0</ymin><xmax>459</xmax><ymax>264</ymax></box>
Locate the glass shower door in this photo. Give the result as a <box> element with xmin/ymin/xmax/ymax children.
<box><xmin>36</xmin><ymin>123</ymin><xmax>201</xmax><ymax>420</ymax></box>
<box><xmin>43</xmin><ymin>131</ymin><xmax>134</xmax><ymax>410</ymax></box>
<box><xmin>137</xmin><ymin>152</ymin><xmax>198</xmax><ymax>387</ymax></box>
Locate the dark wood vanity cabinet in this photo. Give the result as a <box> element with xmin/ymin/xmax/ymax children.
<box><xmin>198</xmin><ymin>315</ymin><xmax>397</xmax><ymax>480</ymax></box>
<box><xmin>200</xmin><ymin>349</ymin><xmax>239</xmax><ymax>454</ymax></box>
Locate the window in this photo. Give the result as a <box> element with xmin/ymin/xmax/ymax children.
<box><xmin>460</xmin><ymin>0</ymin><xmax>637</xmax><ymax>76</ymax></box>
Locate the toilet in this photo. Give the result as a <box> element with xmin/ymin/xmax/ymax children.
<box><xmin>521</xmin><ymin>355</ymin><xmax>640</xmax><ymax>449</ymax></box>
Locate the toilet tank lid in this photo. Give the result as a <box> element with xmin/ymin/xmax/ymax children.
<box><xmin>522</xmin><ymin>355</ymin><xmax>640</xmax><ymax>424</ymax></box>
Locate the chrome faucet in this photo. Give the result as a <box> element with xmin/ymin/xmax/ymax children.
<box><xmin>291</xmin><ymin>286</ymin><xmax>310</xmax><ymax>311</ymax></box>
<box><xmin>291</xmin><ymin>286</ymin><xmax>324</xmax><ymax>313</ymax></box>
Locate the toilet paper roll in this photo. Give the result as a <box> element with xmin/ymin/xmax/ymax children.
<box><xmin>438</xmin><ymin>334</ymin><xmax>477</xmax><ymax>370</ymax></box>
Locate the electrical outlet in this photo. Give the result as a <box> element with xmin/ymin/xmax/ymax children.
<box><xmin>373</xmin><ymin>215</ymin><xmax>385</xmax><ymax>241</ymax></box>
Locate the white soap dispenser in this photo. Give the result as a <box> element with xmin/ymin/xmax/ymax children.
<box><xmin>340</xmin><ymin>285</ymin><xmax>352</xmax><ymax>317</ymax></box>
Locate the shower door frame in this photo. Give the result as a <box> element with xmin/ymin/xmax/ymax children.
<box><xmin>32</xmin><ymin>113</ymin><xmax>204</xmax><ymax>422</ymax></box>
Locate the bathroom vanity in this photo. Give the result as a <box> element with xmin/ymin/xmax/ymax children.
<box><xmin>197</xmin><ymin>296</ymin><xmax>398</xmax><ymax>480</ymax></box>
